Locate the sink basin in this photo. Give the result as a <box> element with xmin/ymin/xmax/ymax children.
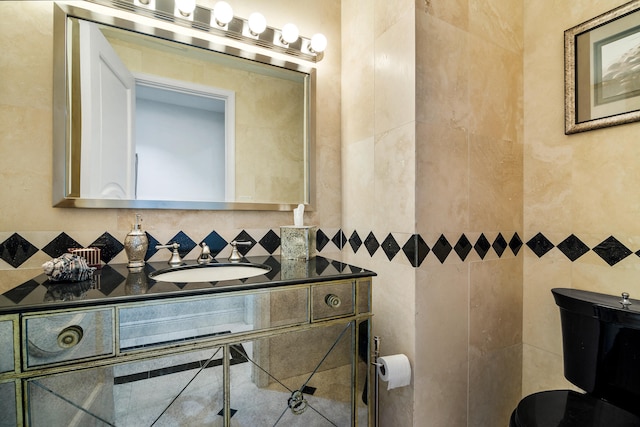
<box><xmin>150</xmin><ymin>263</ymin><xmax>271</xmax><ymax>283</ymax></box>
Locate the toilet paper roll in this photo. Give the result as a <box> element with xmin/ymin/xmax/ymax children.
<box><xmin>377</xmin><ymin>354</ymin><xmax>411</xmax><ymax>390</ymax></box>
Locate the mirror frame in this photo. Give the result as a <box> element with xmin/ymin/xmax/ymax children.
<box><xmin>52</xmin><ymin>2</ymin><xmax>316</xmax><ymax>211</ymax></box>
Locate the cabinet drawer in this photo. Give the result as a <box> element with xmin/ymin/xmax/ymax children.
<box><xmin>118</xmin><ymin>287</ymin><xmax>309</xmax><ymax>351</ymax></box>
<box><xmin>312</xmin><ymin>281</ymin><xmax>354</xmax><ymax>321</ymax></box>
<box><xmin>23</xmin><ymin>309</ymin><xmax>114</xmax><ymax>369</ymax></box>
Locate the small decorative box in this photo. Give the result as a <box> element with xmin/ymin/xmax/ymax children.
<box><xmin>280</xmin><ymin>226</ymin><xmax>317</xmax><ymax>260</ymax></box>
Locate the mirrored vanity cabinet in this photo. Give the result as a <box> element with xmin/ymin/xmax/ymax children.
<box><xmin>0</xmin><ymin>256</ymin><xmax>375</xmax><ymax>426</ymax></box>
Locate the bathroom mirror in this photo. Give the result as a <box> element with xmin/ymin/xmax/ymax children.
<box><xmin>53</xmin><ymin>2</ymin><xmax>315</xmax><ymax>211</ymax></box>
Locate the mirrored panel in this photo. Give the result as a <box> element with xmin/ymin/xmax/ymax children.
<box><xmin>26</xmin><ymin>346</ymin><xmax>225</xmax><ymax>426</ymax></box>
<box><xmin>229</xmin><ymin>322</ymin><xmax>357</xmax><ymax>426</ymax></box>
<box><xmin>53</xmin><ymin>3</ymin><xmax>315</xmax><ymax>210</ymax></box>
<box><xmin>118</xmin><ymin>288</ymin><xmax>308</xmax><ymax>351</ymax></box>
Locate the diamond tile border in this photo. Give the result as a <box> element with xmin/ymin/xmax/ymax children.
<box><xmin>2</xmin><ymin>229</ymin><xmax>639</xmax><ymax>269</ymax></box>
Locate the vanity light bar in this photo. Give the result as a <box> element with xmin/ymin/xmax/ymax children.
<box><xmin>86</xmin><ymin>0</ymin><xmax>326</xmax><ymax>62</ymax></box>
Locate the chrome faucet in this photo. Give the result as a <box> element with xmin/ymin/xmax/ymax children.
<box><xmin>155</xmin><ymin>242</ymin><xmax>182</xmax><ymax>266</ymax></box>
<box><xmin>197</xmin><ymin>242</ymin><xmax>213</xmax><ymax>264</ymax></box>
<box><xmin>228</xmin><ymin>241</ymin><xmax>251</xmax><ymax>262</ymax></box>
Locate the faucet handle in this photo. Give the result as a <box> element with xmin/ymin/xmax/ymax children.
<box><xmin>197</xmin><ymin>242</ymin><xmax>213</xmax><ymax>264</ymax></box>
<box><xmin>155</xmin><ymin>242</ymin><xmax>182</xmax><ymax>266</ymax></box>
<box><xmin>228</xmin><ymin>240</ymin><xmax>251</xmax><ymax>262</ymax></box>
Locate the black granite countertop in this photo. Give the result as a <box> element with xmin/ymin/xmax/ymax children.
<box><xmin>0</xmin><ymin>256</ymin><xmax>375</xmax><ymax>314</ymax></box>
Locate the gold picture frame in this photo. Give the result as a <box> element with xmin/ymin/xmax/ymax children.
<box><xmin>565</xmin><ymin>0</ymin><xmax>640</xmax><ymax>134</ymax></box>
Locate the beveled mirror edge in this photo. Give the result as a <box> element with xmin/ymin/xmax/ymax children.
<box><xmin>52</xmin><ymin>2</ymin><xmax>316</xmax><ymax>211</ymax></box>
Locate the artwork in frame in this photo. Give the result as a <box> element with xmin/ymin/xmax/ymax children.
<box><xmin>565</xmin><ymin>0</ymin><xmax>640</xmax><ymax>134</ymax></box>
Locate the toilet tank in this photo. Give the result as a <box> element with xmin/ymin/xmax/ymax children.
<box><xmin>552</xmin><ymin>288</ymin><xmax>640</xmax><ymax>416</ymax></box>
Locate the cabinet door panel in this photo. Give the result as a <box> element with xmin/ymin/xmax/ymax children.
<box><xmin>27</xmin><ymin>346</ymin><xmax>226</xmax><ymax>426</ymax></box>
<box><xmin>229</xmin><ymin>322</ymin><xmax>356</xmax><ymax>426</ymax></box>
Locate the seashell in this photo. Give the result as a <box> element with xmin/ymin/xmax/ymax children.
<box><xmin>42</xmin><ymin>253</ymin><xmax>96</xmax><ymax>282</ymax></box>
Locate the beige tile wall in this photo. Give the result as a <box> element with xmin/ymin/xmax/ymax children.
<box><xmin>417</xmin><ymin>0</ymin><xmax>524</xmax><ymax>425</ymax></box>
<box><xmin>342</xmin><ymin>0</ymin><xmax>524</xmax><ymax>426</ymax></box>
<box><xmin>523</xmin><ymin>0</ymin><xmax>640</xmax><ymax>398</ymax></box>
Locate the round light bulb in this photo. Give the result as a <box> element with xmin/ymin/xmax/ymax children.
<box><xmin>310</xmin><ymin>33</ymin><xmax>327</xmax><ymax>53</ymax></box>
<box><xmin>175</xmin><ymin>0</ymin><xmax>196</xmax><ymax>16</ymax></box>
<box><xmin>281</xmin><ymin>23</ymin><xmax>299</xmax><ymax>44</ymax></box>
<box><xmin>248</xmin><ymin>12</ymin><xmax>267</xmax><ymax>35</ymax></box>
<box><xmin>213</xmin><ymin>1</ymin><xmax>233</xmax><ymax>25</ymax></box>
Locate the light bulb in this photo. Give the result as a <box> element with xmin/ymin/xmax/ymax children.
<box><xmin>310</xmin><ymin>33</ymin><xmax>327</xmax><ymax>53</ymax></box>
<box><xmin>175</xmin><ymin>0</ymin><xmax>196</xmax><ymax>16</ymax></box>
<box><xmin>281</xmin><ymin>23</ymin><xmax>299</xmax><ymax>44</ymax></box>
<box><xmin>213</xmin><ymin>1</ymin><xmax>234</xmax><ymax>26</ymax></box>
<box><xmin>248</xmin><ymin>12</ymin><xmax>266</xmax><ymax>35</ymax></box>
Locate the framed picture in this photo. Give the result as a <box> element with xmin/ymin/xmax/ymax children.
<box><xmin>565</xmin><ymin>0</ymin><xmax>640</xmax><ymax>134</ymax></box>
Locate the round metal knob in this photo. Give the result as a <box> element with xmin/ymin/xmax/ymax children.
<box><xmin>325</xmin><ymin>294</ymin><xmax>341</xmax><ymax>308</ymax></box>
<box><xmin>57</xmin><ymin>325</ymin><xmax>83</xmax><ymax>349</ymax></box>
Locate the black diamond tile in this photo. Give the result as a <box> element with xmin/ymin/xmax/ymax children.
<box><xmin>492</xmin><ymin>233</ymin><xmax>508</xmax><ymax>257</ymax></box>
<box><xmin>1</xmin><ymin>233</ymin><xmax>39</xmax><ymax>268</ymax></box>
<box><xmin>302</xmin><ymin>385</ymin><xmax>317</xmax><ymax>395</ymax></box>
<box><xmin>231</xmin><ymin>231</ymin><xmax>256</xmax><ymax>256</ymax></box>
<box><xmin>261</xmin><ymin>256</ymin><xmax>280</xmax><ymax>279</ymax></box>
<box><xmin>330</xmin><ymin>259</ymin><xmax>345</xmax><ymax>272</ymax></box>
<box><xmin>315</xmin><ymin>256</ymin><xmax>330</xmax><ymax>274</ymax></box>
<box><xmin>90</xmin><ymin>232</ymin><xmax>124</xmax><ymax>264</ymax></box>
<box><xmin>258</xmin><ymin>230</ymin><xmax>280</xmax><ymax>254</ymax></box>
<box><xmin>509</xmin><ymin>233</ymin><xmax>523</xmax><ymax>256</ymax></box>
<box><xmin>217</xmin><ymin>408</ymin><xmax>238</xmax><ymax>418</ymax></box>
<box><xmin>432</xmin><ymin>235</ymin><xmax>452</xmax><ymax>263</ymax></box>
<box><xmin>454</xmin><ymin>234</ymin><xmax>473</xmax><ymax>261</ymax></box>
<box><xmin>145</xmin><ymin>233</ymin><xmax>160</xmax><ymax>261</ymax></box>
<box><xmin>474</xmin><ymin>234</ymin><xmax>491</xmax><ymax>259</ymax></box>
<box><xmin>93</xmin><ymin>266</ymin><xmax>126</xmax><ymax>295</ymax></box>
<box><xmin>165</xmin><ymin>231</ymin><xmax>197</xmax><ymax>259</ymax></box>
<box><xmin>316</xmin><ymin>229</ymin><xmax>330</xmax><ymax>251</ymax></box>
<box><xmin>202</xmin><ymin>231</ymin><xmax>228</xmax><ymax>257</ymax></box>
<box><xmin>230</xmin><ymin>343</ymin><xmax>248</xmax><ymax>363</ymax></box>
<box><xmin>349</xmin><ymin>231</ymin><xmax>362</xmax><ymax>253</ymax></box>
<box><xmin>42</xmin><ymin>232</ymin><xmax>81</xmax><ymax>258</ymax></box>
<box><xmin>402</xmin><ymin>234</ymin><xmax>429</xmax><ymax>267</ymax></box>
<box><xmin>332</xmin><ymin>230</ymin><xmax>346</xmax><ymax>250</ymax></box>
<box><xmin>2</xmin><ymin>279</ymin><xmax>40</xmax><ymax>304</ymax></box>
<box><xmin>526</xmin><ymin>233</ymin><xmax>554</xmax><ymax>258</ymax></box>
<box><xmin>364</xmin><ymin>232</ymin><xmax>379</xmax><ymax>256</ymax></box>
<box><xmin>381</xmin><ymin>234</ymin><xmax>400</xmax><ymax>261</ymax></box>
<box><xmin>592</xmin><ymin>236</ymin><xmax>632</xmax><ymax>266</ymax></box>
<box><xmin>557</xmin><ymin>234</ymin><xmax>589</xmax><ymax>262</ymax></box>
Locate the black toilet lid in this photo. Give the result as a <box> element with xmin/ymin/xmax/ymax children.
<box><xmin>512</xmin><ymin>390</ymin><xmax>640</xmax><ymax>427</ymax></box>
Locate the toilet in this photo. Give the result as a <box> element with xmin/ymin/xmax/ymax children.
<box><xmin>510</xmin><ymin>288</ymin><xmax>640</xmax><ymax>426</ymax></box>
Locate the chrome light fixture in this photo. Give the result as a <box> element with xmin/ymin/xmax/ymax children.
<box><xmin>174</xmin><ymin>0</ymin><xmax>195</xmax><ymax>17</ymax></box>
<box><xmin>88</xmin><ymin>0</ymin><xmax>327</xmax><ymax>62</ymax></box>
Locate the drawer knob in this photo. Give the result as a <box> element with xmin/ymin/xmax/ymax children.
<box><xmin>57</xmin><ymin>325</ymin><xmax>83</xmax><ymax>349</ymax></box>
<box><xmin>325</xmin><ymin>294</ymin><xmax>342</xmax><ymax>308</ymax></box>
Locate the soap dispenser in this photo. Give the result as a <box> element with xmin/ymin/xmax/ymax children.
<box><xmin>124</xmin><ymin>213</ymin><xmax>148</xmax><ymax>268</ymax></box>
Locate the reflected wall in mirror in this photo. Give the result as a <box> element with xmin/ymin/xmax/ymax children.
<box><xmin>53</xmin><ymin>3</ymin><xmax>315</xmax><ymax>210</ymax></box>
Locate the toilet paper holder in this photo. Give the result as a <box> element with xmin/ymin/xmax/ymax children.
<box><xmin>372</xmin><ymin>336</ymin><xmax>381</xmax><ymax>427</ymax></box>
